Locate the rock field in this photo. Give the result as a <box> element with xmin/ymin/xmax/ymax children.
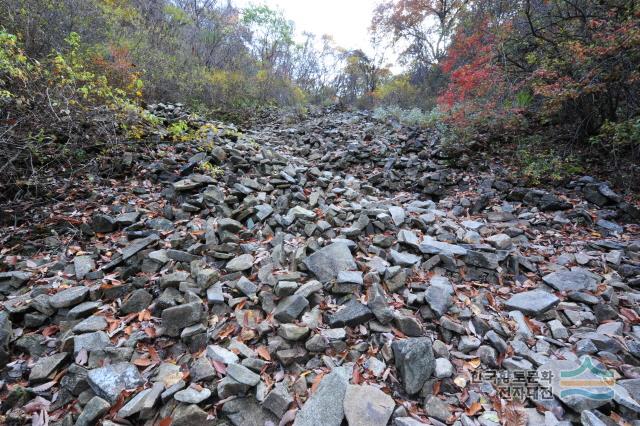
<box><xmin>1</xmin><ymin>106</ymin><xmax>640</xmax><ymax>425</ymax></box>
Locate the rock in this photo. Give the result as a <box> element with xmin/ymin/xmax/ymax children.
<box><xmin>174</xmin><ymin>386</ymin><xmax>212</xmax><ymax>403</ymax></box>
<box><xmin>424</xmin><ymin>276</ymin><xmax>453</xmax><ymax>316</ymax></box>
<box><xmin>226</xmin><ymin>254</ymin><xmax>254</xmax><ymax>272</ymax></box>
<box><xmin>542</xmin><ymin>270</ymin><xmax>598</xmax><ymax>292</ymax></box>
<box><xmin>263</xmin><ymin>382</ymin><xmax>294</xmax><ymax>417</ymax></box>
<box><xmin>121</xmin><ymin>289</ymin><xmax>153</xmax><ymax>314</ymax></box>
<box><xmin>29</xmin><ymin>353</ymin><xmax>68</xmax><ymax>383</ymax></box>
<box><xmin>388</xmin><ymin>206</ymin><xmax>406</xmax><ymax>226</ymax></box>
<box><xmin>172</xmin><ymin>404</ymin><xmax>209</xmax><ymax>426</ymax></box>
<box><xmin>303</xmin><ymin>242</ymin><xmax>357</xmax><ymax>283</ymax></box>
<box><xmin>87</xmin><ymin>362</ymin><xmax>145</xmax><ymax>403</ymax></box>
<box><xmin>74</xmin><ymin>255</ymin><xmax>95</xmax><ymax>280</ymax></box>
<box><xmin>419</xmin><ymin>237</ymin><xmax>467</xmax><ymax>256</ymax></box>
<box><xmin>343</xmin><ymin>384</ymin><xmax>395</xmax><ymax>426</ymax></box>
<box><xmin>222</xmin><ymin>397</ymin><xmax>278</xmax><ymax>426</ymax></box>
<box><xmin>274</xmin><ymin>295</ymin><xmax>309</xmax><ymax>323</ymax></box>
<box><xmin>486</xmin><ymin>234</ymin><xmax>512</xmax><ymax>249</ymax></box>
<box><xmin>218</xmin><ymin>218</ymin><xmax>243</xmax><ymax>232</ymax></box>
<box><xmin>503</xmin><ymin>290</ymin><xmax>560</xmax><ymax>315</ymax></box>
<box><xmin>278</xmin><ymin>323</ymin><xmax>310</xmax><ymax>341</ymax></box>
<box><xmin>74</xmin><ymin>396</ymin><xmax>111</xmax><ymax>426</ymax></box>
<box><xmin>207</xmin><ymin>345</ymin><xmax>239</xmax><ymax>365</ymax></box>
<box><xmin>424</xmin><ymin>395</ymin><xmax>451</xmax><ymax>422</ymax></box>
<box><xmin>73</xmin><ymin>331</ymin><xmax>110</xmax><ymax>355</ymax></box>
<box><xmin>92</xmin><ymin>214</ymin><xmax>117</xmax><ymax>233</ymax></box>
<box><xmin>293</xmin><ymin>365</ymin><xmax>351</xmax><ymax>426</ymax></box>
<box><xmin>392</xmin><ymin>338</ymin><xmax>435</xmax><ymax>395</ymax></box>
<box><xmin>389</xmin><ymin>250</ymin><xmax>421</xmax><ymax>267</ymax></box>
<box><xmin>367</xmin><ymin>283</ymin><xmax>394</xmax><ymax>324</ymax></box>
<box><xmin>434</xmin><ymin>358</ymin><xmax>454</xmax><ymax>378</ymax></box>
<box><xmin>49</xmin><ymin>286</ymin><xmax>89</xmax><ymax>309</ymax></box>
<box><xmin>161</xmin><ymin>302</ymin><xmax>203</xmax><ymax>336</ymax></box>
<box><xmin>464</xmin><ymin>251</ymin><xmax>499</xmax><ymax>269</ymax></box>
<box><xmin>227</xmin><ymin>363</ymin><xmax>261</xmax><ymax>386</ymax></box>
<box><xmin>328</xmin><ymin>299</ymin><xmax>374</xmax><ymax>327</ymax></box>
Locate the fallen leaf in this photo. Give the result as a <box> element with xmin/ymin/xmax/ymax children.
<box><xmin>465</xmin><ymin>401</ymin><xmax>482</xmax><ymax>416</ymax></box>
<box><xmin>256</xmin><ymin>345</ymin><xmax>271</xmax><ymax>361</ymax></box>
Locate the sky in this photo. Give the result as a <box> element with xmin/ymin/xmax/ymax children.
<box><xmin>233</xmin><ymin>0</ymin><xmax>381</xmax><ymax>55</ymax></box>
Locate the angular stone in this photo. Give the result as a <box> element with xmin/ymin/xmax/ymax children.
<box><xmin>87</xmin><ymin>362</ymin><xmax>145</xmax><ymax>403</ymax></box>
<box><xmin>75</xmin><ymin>396</ymin><xmax>111</xmax><ymax>426</ymax></box>
<box><xmin>263</xmin><ymin>382</ymin><xmax>294</xmax><ymax>418</ymax></box>
<box><xmin>424</xmin><ymin>276</ymin><xmax>453</xmax><ymax>317</ymax></box>
<box><xmin>227</xmin><ymin>363</ymin><xmax>261</xmax><ymax>386</ymax></box>
<box><xmin>175</xmin><ymin>386</ymin><xmax>212</xmax><ymax>403</ymax></box>
<box><xmin>49</xmin><ymin>286</ymin><xmax>89</xmax><ymax>309</ymax></box>
<box><xmin>74</xmin><ymin>255</ymin><xmax>95</xmax><ymax>280</ymax></box>
<box><xmin>328</xmin><ymin>299</ymin><xmax>373</xmax><ymax>327</ymax></box>
<box><xmin>303</xmin><ymin>242</ymin><xmax>357</xmax><ymax>283</ymax></box>
<box><xmin>274</xmin><ymin>295</ymin><xmax>309</xmax><ymax>323</ymax></box>
<box><xmin>29</xmin><ymin>353</ymin><xmax>68</xmax><ymax>383</ymax></box>
<box><xmin>161</xmin><ymin>302</ymin><xmax>202</xmax><ymax>337</ymax></box>
<box><xmin>392</xmin><ymin>338</ymin><xmax>435</xmax><ymax>395</ymax></box>
<box><xmin>293</xmin><ymin>365</ymin><xmax>351</xmax><ymax>426</ymax></box>
<box><xmin>226</xmin><ymin>254</ymin><xmax>254</xmax><ymax>272</ymax></box>
<box><xmin>503</xmin><ymin>290</ymin><xmax>560</xmax><ymax>316</ymax></box>
<box><xmin>542</xmin><ymin>270</ymin><xmax>598</xmax><ymax>292</ymax></box>
<box><xmin>343</xmin><ymin>384</ymin><xmax>395</xmax><ymax>426</ymax></box>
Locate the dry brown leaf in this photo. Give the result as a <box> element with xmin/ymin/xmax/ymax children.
<box><xmin>256</xmin><ymin>346</ymin><xmax>271</xmax><ymax>361</ymax></box>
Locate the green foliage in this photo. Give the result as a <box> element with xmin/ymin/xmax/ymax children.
<box><xmin>516</xmin><ymin>142</ymin><xmax>584</xmax><ymax>185</ymax></box>
<box><xmin>372</xmin><ymin>106</ymin><xmax>435</xmax><ymax>127</ymax></box>
<box><xmin>590</xmin><ymin>118</ymin><xmax>640</xmax><ymax>153</ymax></box>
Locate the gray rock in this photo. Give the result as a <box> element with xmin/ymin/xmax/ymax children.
<box><xmin>161</xmin><ymin>302</ymin><xmax>203</xmax><ymax>337</ymax></box>
<box><xmin>278</xmin><ymin>323</ymin><xmax>310</xmax><ymax>341</ymax></box>
<box><xmin>503</xmin><ymin>290</ymin><xmax>560</xmax><ymax>315</ymax></box>
<box><xmin>465</xmin><ymin>251</ymin><xmax>499</xmax><ymax>269</ymax></box>
<box><xmin>92</xmin><ymin>214</ymin><xmax>117</xmax><ymax>233</ymax></box>
<box><xmin>121</xmin><ymin>289</ymin><xmax>153</xmax><ymax>314</ymax></box>
<box><xmin>542</xmin><ymin>270</ymin><xmax>598</xmax><ymax>292</ymax></box>
<box><xmin>389</xmin><ymin>250</ymin><xmax>421</xmax><ymax>267</ymax></box>
<box><xmin>328</xmin><ymin>299</ymin><xmax>374</xmax><ymax>327</ymax></box>
<box><xmin>293</xmin><ymin>365</ymin><xmax>351</xmax><ymax>426</ymax></box>
<box><xmin>75</xmin><ymin>396</ymin><xmax>111</xmax><ymax>426</ymax></box>
<box><xmin>434</xmin><ymin>358</ymin><xmax>454</xmax><ymax>378</ymax></box>
<box><xmin>274</xmin><ymin>295</ymin><xmax>309</xmax><ymax>323</ymax></box>
<box><xmin>207</xmin><ymin>344</ymin><xmax>239</xmax><ymax>364</ymax></box>
<box><xmin>424</xmin><ymin>276</ymin><xmax>453</xmax><ymax>316</ymax></box>
<box><xmin>175</xmin><ymin>386</ymin><xmax>212</xmax><ymax>403</ymax></box>
<box><xmin>172</xmin><ymin>404</ymin><xmax>208</xmax><ymax>426</ymax></box>
<box><xmin>424</xmin><ymin>395</ymin><xmax>451</xmax><ymax>422</ymax></box>
<box><xmin>29</xmin><ymin>352</ymin><xmax>68</xmax><ymax>383</ymax></box>
<box><xmin>49</xmin><ymin>286</ymin><xmax>89</xmax><ymax>309</ymax></box>
<box><xmin>343</xmin><ymin>384</ymin><xmax>395</xmax><ymax>426</ymax></box>
<box><xmin>227</xmin><ymin>362</ymin><xmax>261</xmax><ymax>386</ymax></box>
<box><xmin>87</xmin><ymin>362</ymin><xmax>145</xmax><ymax>403</ymax></box>
<box><xmin>72</xmin><ymin>315</ymin><xmax>108</xmax><ymax>333</ymax></box>
<box><xmin>263</xmin><ymin>382</ymin><xmax>294</xmax><ymax>418</ymax></box>
<box><xmin>74</xmin><ymin>255</ymin><xmax>95</xmax><ymax>280</ymax></box>
<box><xmin>419</xmin><ymin>237</ymin><xmax>467</xmax><ymax>256</ymax></box>
<box><xmin>226</xmin><ymin>254</ymin><xmax>254</xmax><ymax>272</ymax></box>
<box><xmin>303</xmin><ymin>242</ymin><xmax>357</xmax><ymax>283</ymax></box>
<box><xmin>222</xmin><ymin>397</ymin><xmax>279</xmax><ymax>426</ymax></box>
<box><xmin>367</xmin><ymin>283</ymin><xmax>394</xmax><ymax>324</ymax></box>
<box><xmin>73</xmin><ymin>331</ymin><xmax>110</xmax><ymax>355</ymax></box>
<box><xmin>388</xmin><ymin>206</ymin><xmax>406</xmax><ymax>226</ymax></box>
<box><xmin>392</xmin><ymin>337</ymin><xmax>435</xmax><ymax>395</ymax></box>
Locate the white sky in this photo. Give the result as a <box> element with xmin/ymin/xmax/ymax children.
<box><xmin>233</xmin><ymin>0</ymin><xmax>382</xmax><ymax>54</ymax></box>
